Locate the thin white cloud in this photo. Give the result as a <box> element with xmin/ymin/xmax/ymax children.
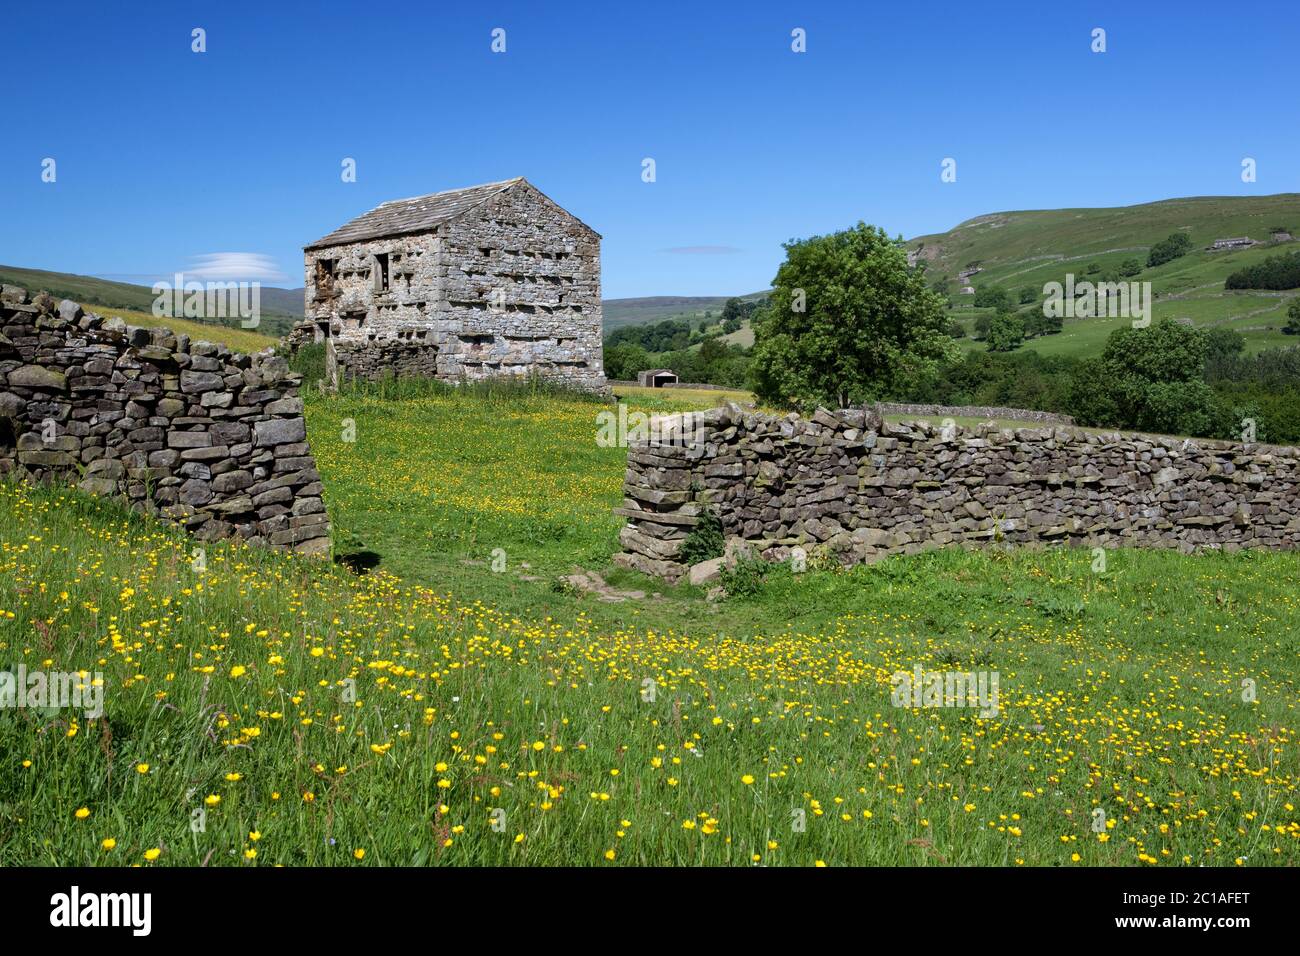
<box><xmin>184</xmin><ymin>253</ymin><xmax>289</xmax><ymax>283</ymax></box>
<box><xmin>662</xmin><ymin>245</ymin><xmax>742</xmax><ymax>255</ymax></box>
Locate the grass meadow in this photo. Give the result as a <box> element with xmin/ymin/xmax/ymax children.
<box><xmin>0</xmin><ymin>386</ymin><xmax>1296</xmax><ymax>867</ymax></box>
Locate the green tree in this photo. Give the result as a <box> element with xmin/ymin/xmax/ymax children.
<box><xmin>1119</xmin><ymin>258</ymin><xmax>1142</xmax><ymax>277</ymax></box>
<box><xmin>1072</xmin><ymin>320</ymin><xmax>1217</xmax><ymax>435</ymax></box>
<box><xmin>1225</xmin><ymin>251</ymin><xmax>1300</xmax><ymax>291</ymax></box>
<box><xmin>1063</xmin><ymin>358</ymin><xmax>1117</xmax><ymax>425</ymax></box>
<box><xmin>750</xmin><ymin>223</ymin><xmax>955</xmax><ymax>408</ymax></box>
<box><xmin>1203</xmin><ymin>327</ymin><xmax>1246</xmax><ymax>360</ymax></box>
<box><xmin>1284</xmin><ymin>298</ymin><xmax>1300</xmax><ymax>335</ymax></box>
<box><xmin>602</xmin><ymin>342</ymin><xmax>650</xmax><ymax>380</ymax></box>
<box><xmin>985</xmin><ymin>311</ymin><xmax>1025</xmax><ymax>352</ymax></box>
<box><xmin>695</xmin><ymin>336</ymin><xmax>728</xmax><ymax>379</ymax></box>
<box><xmin>1147</xmin><ymin>232</ymin><xmax>1193</xmax><ymax>268</ymax></box>
<box><xmin>1024</xmin><ymin>307</ymin><xmax>1062</xmax><ymax>338</ymax></box>
<box><xmin>973</xmin><ymin>286</ymin><xmax>1009</xmax><ymax>310</ymax></box>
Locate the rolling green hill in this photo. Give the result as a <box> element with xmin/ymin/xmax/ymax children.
<box><xmin>602</xmin><ymin>292</ymin><xmax>768</xmax><ymax>332</ymax></box>
<box><xmin>0</xmin><ymin>265</ymin><xmax>303</xmax><ymax>336</ymax></box>
<box><xmin>910</xmin><ymin>193</ymin><xmax>1300</xmax><ymax>356</ymax></box>
<box><xmin>909</xmin><ymin>194</ymin><xmax>1300</xmax><ymax>282</ymax></box>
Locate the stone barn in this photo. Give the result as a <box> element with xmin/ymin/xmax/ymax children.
<box><xmin>300</xmin><ymin>177</ymin><xmax>607</xmax><ymax>392</ymax></box>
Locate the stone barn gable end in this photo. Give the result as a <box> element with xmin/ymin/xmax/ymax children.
<box><xmin>298</xmin><ymin>177</ymin><xmax>608</xmax><ymax>393</ymax></box>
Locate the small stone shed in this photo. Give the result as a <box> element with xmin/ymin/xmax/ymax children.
<box><xmin>637</xmin><ymin>368</ymin><xmax>678</xmax><ymax>388</ymax></box>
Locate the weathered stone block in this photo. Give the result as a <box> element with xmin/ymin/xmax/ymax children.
<box><xmin>8</xmin><ymin>365</ymin><xmax>67</xmax><ymax>390</ymax></box>
<box><xmin>253</xmin><ymin>417</ymin><xmax>306</xmax><ymax>447</ymax></box>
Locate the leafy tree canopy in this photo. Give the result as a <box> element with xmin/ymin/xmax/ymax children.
<box><xmin>750</xmin><ymin>223</ymin><xmax>956</xmax><ymax>408</ymax></box>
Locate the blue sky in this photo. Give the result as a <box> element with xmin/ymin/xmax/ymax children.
<box><xmin>4</xmin><ymin>0</ymin><xmax>1297</xmax><ymax>299</ymax></box>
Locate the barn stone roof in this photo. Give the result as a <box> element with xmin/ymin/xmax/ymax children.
<box><xmin>305</xmin><ymin>177</ymin><xmax>597</xmax><ymax>250</ymax></box>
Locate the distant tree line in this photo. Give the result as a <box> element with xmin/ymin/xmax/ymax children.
<box><xmin>1224</xmin><ymin>250</ymin><xmax>1300</xmax><ymax>290</ymax></box>
<box><xmin>606</xmin><ymin>318</ymin><xmax>693</xmax><ymax>352</ymax></box>
<box><xmin>603</xmin><ymin>337</ymin><xmax>751</xmax><ymax>387</ymax></box>
<box><xmin>603</xmin><ymin>296</ymin><xmax>769</xmax><ymax>386</ymax></box>
<box><xmin>719</xmin><ymin>296</ymin><xmax>762</xmax><ymax>333</ymax></box>
<box><xmin>969</xmin><ymin>306</ymin><xmax>1063</xmax><ymax>351</ymax></box>
<box><xmin>900</xmin><ymin>319</ymin><xmax>1300</xmax><ymax>443</ymax></box>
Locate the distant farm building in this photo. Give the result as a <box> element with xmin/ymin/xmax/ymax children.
<box><xmin>638</xmin><ymin>368</ymin><xmax>679</xmax><ymax>388</ymax></box>
<box><xmin>1210</xmin><ymin>237</ymin><xmax>1257</xmax><ymax>251</ymax></box>
<box><xmin>1271</xmin><ymin>230</ymin><xmax>1294</xmax><ymax>242</ymax></box>
<box><xmin>296</xmin><ymin>177</ymin><xmax>607</xmax><ymax>392</ymax></box>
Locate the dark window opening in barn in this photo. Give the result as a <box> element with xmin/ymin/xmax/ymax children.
<box><xmin>373</xmin><ymin>253</ymin><xmax>390</xmax><ymax>293</ymax></box>
<box><xmin>314</xmin><ymin>259</ymin><xmax>337</xmax><ymax>299</ymax></box>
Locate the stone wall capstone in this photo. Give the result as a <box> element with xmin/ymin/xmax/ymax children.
<box><xmin>613</xmin><ymin>403</ymin><xmax>1300</xmax><ymax>582</ymax></box>
<box><xmin>0</xmin><ymin>286</ymin><xmax>330</xmax><ymax>555</ymax></box>
<box><xmin>872</xmin><ymin>403</ymin><xmax>1075</xmax><ymax>425</ymax></box>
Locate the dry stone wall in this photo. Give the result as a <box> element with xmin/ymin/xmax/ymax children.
<box><xmin>0</xmin><ymin>287</ymin><xmax>330</xmax><ymax>555</ymax></box>
<box><xmin>613</xmin><ymin>403</ymin><xmax>1300</xmax><ymax>582</ymax></box>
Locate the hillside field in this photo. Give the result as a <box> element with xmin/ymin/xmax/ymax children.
<box><xmin>79</xmin><ymin>304</ymin><xmax>279</xmax><ymax>355</ymax></box>
<box><xmin>920</xmin><ymin>194</ymin><xmax>1300</xmax><ymax>357</ymax></box>
<box><xmin>602</xmin><ymin>293</ymin><xmax>767</xmax><ymax>333</ymax></box>
<box><xmin>0</xmin><ymin>387</ymin><xmax>1296</xmax><ymax>867</ymax></box>
<box><xmin>606</xmin><ymin>195</ymin><xmax>1300</xmax><ymax>372</ymax></box>
<box><xmin>0</xmin><ymin>265</ymin><xmax>303</xmax><ymax>337</ymax></box>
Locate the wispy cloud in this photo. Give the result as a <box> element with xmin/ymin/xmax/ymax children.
<box><xmin>661</xmin><ymin>245</ymin><xmax>742</xmax><ymax>255</ymax></box>
<box><xmin>183</xmin><ymin>253</ymin><xmax>289</xmax><ymax>283</ymax></box>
